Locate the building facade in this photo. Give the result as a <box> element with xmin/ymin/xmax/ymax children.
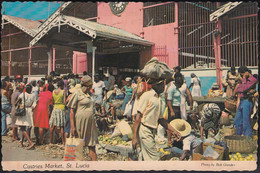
<box><xmin>1</xmin><ymin>2</ymin><xmax>258</xmax><ymax>95</ymax></box>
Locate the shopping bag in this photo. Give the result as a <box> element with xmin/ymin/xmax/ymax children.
<box><xmin>123</xmin><ymin>102</ymin><xmax>132</xmax><ymax>116</ymax></box>
<box><xmin>64</xmin><ymin>137</ymin><xmax>84</xmax><ymax>161</ymax></box>
<box><xmin>163</xmin><ymin>107</ymin><xmax>168</xmax><ymax>120</ymax></box>
<box><xmin>118</xmin><ymin>120</ymin><xmax>133</xmax><ymax>139</ymax></box>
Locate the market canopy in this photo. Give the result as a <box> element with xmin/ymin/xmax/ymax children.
<box><xmin>209</xmin><ymin>2</ymin><xmax>243</xmax><ymax>21</ymax></box>
<box><xmin>30</xmin><ymin>14</ymin><xmax>154</xmax><ymax>50</ymax></box>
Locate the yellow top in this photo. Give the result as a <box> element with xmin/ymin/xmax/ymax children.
<box><xmin>53</xmin><ymin>90</ymin><xmax>65</xmax><ymax>110</ymax></box>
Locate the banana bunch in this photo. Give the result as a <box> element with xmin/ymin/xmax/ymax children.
<box><xmin>98</xmin><ymin>135</ymin><xmax>130</xmax><ymax>146</ymax></box>
<box><xmin>157</xmin><ymin>148</ymin><xmax>170</xmax><ymax>155</ymax></box>
<box><xmin>229</xmin><ymin>152</ymin><xmax>256</xmax><ymax>161</ymax></box>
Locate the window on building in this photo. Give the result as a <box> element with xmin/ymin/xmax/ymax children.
<box><xmin>143</xmin><ymin>2</ymin><xmax>175</xmax><ymax>27</ymax></box>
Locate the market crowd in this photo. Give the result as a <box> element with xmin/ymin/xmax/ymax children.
<box><xmin>1</xmin><ymin>58</ymin><xmax>258</xmax><ymax>161</ymax></box>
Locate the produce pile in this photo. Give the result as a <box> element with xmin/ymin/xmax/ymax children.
<box><xmin>229</xmin><ymin>152</ymin><xmax>256</xmax><ymax>161</ymax></box>
<box><xmin>157</xmin><ymin>147</ymin><xmax>170</xmax><ymax>155</ymax></box>
<box><xmin>98</xmin><ymin>135</ymin><xmax>130</xmax><ymax>146</ymax></box>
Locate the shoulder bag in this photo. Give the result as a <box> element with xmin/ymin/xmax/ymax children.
<box><xmin>15</xmin><ymin>92</ymin><xmax>26</xmax><ymax>116</ymax></box>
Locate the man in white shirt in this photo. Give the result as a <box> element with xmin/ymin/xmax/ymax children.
<box><xmin>132</xmin><ymin>78</ymin><xmax>181</xmax><ymax>161</ymax></box>
<box><xmin>93</xmin><ymin>74</ymin><xmax>106</xmax><ymax>106</ymax></box>
<box><xmin>169</xmin><ymin>119</ymin><xmax>201</xmax><ymax>160</ymax></box>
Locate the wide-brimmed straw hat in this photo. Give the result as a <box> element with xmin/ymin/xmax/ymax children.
<box><xmin>169</xmin><ymin>119</ymin><xmax>191</xmax><ymax>137</ymax></box>
<box><xmin>69</xmin><ymin>84</ymin><xmax>81</xmax><ymax>93</ymax></box>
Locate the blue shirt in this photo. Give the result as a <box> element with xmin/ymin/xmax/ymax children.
<box><xmin>167</xmin><ymin>83</ymin><xmax>181</xmax><ymax>106</ymax></box>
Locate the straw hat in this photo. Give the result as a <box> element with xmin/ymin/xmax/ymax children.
<box><xmin>69</xmin><ymin>84</ymin><xmax>81</xmax><ymax>93</ymax></box>
<box><xmin>169</xmin><ymin>119</ymin><xmax>191</xmax><ymax>137</ymax></box>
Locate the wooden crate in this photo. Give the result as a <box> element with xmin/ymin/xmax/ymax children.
<box><xmin>193</xmin><ymin>143</ymin><xmax>224</xmax><ymax>160</ymax></box>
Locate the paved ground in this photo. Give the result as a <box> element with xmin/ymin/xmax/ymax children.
<box><xmin>1</xmin><ymin>136</ymin><xmax>61</xmax><ymax>161</ymax></box>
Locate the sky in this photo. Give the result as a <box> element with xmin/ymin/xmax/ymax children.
<box><xmin>1</xmin><ymin>1</ymin><xmax>62</xmax><ymax>20</ymax></box>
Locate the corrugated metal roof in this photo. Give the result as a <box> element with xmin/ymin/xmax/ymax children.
<box><xmin>63</xmin><ymin>15</ymin><xmax>153</xmax><ymax>46</ymax></box>
<box><xmin>3</xmin><ymin>15</ymin><xmax>41</xmax><ymax>36</ymax></box>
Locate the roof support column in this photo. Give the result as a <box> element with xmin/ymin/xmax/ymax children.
<box><xmin>92</xmin><ymin>46</ymin><xmax>96</xmax><ymax>82</ymax></box>
<box><xmin>213</xmin><ymin>2</ymin><xmax>222</xmax><ymax>90</ymax></box>
<box><xmin>28</xmin><ymin>47</ymin><xmax>32</xmax><ymax>81</ymax></box>
<box><xmin>47</xmin><ymin>46</ymin><xmax>53</xmax><ymax>75</ymax></box>
<box><xmin>8</xmin><ymin>52</ymin><xmax>12</xmax><ymax>76</ymax></box>
<box><xmin>52</xmin><ymin>48</ymin><xmax>56</xmax><ymax>71</ymax></box>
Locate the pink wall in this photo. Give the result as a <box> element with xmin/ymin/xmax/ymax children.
<box><xmin>73</xmin><ymin>51</ymin><xmax>87</xmax><ymax>74</ymax></box>
<box><xmin>143</xmin><ymin>22</ymin><xmax>179</xmax><ymax>68</ymax></box>
<box><xmin>97</xmin><ymin>2</ymin><xmax>144</xmax><ymax>36</ymax></box>
<box><xmin>74</xmin><ymin>2</ymin><xmax>179</xmax><ymax>72</ymax></box>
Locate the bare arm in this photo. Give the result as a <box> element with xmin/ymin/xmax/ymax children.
<box><xmin>186</xmin><ymin>87</ymin><xmax>193</xmax><ymax>110</ymax></box>
<box><xmin>70</xmin><ymin>108</ymin><xmax>77</xmax><ymax>136</ymax></box>
<box><xmin>132</xmin><ymin>112</ymin><xmax>142</xmax><ymax>149</ymax></box>
<box><xmin>167</xmin><ymin>100</ymin><xmax>175</xmax><ymax>117</ymax></box>
<box><xmin>158</xmin><ymin>118</ymin><xmax>181</xmax><ymax>140</ymax></box>
<box><xmin>188</xmin><ymin>83</ymin><xmax>193</xmax><ymax>89</ymax></box>
<box><xmin>130</xmin><ymin>87</ymin><xmax>137</xmax><ymax>103</ymax></box>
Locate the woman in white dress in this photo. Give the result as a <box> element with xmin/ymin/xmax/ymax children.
<box><xmin>189</xmin><ymin>73</ymin><xmax>201</xmax><ymax>97</ymax></box>
<box><xmin>179</xmin><ymin>76</ymin><xmax>193</xmax><ymax>120</ymax></box>
<box><xmin>15</xmin><ymin>84</ymin><xmax>36</xmax><ymax>149</ymax></box>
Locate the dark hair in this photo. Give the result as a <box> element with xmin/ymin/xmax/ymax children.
<box><xmin>1</xmin><ymin>80</ymin><xmax>7</xmax><ymax>89</ymax></box>
<box><xmin>175</xmin><ymin>66</ymin><xmax>181</xmax><ymax>72</ymax></box>
<box><xmin>231</xmin><ymin>66</ymin><xmax>235</xmax><ymax>72</ymax></box>
<box><xmin>253</xmin><ymin>74</ymin><xmax>258</xmax><ymax>79</ymax></box>
<box><xmin>174</xmin><ymin>72</ymin><xmax>182</xmax><ymax>79</ymax></box>
<box><xmin>25</xmin><ymin>84</ymin><xmax>32</xmax><ymax>93</ymax></box>
<box><xmin>248</xmin><ymin>70</ymin><xmax>252</xmax><ymax>74</ymax></box>
<box><xmin>39</xmin><ymin>80</ymin><xmax>45</xmax><ymax>85</ymax></box>
<box><xmin>133</xmin><ymin>76</ymin><xmax>139</xmax><ymax>83</ymax></box>
<box><xmin>57</xmin><ymin>80</ymin><xmax>64</xmax><ymax>88</ymax></box>
<box><xmin>75</xmin><ymin>74</ymin><xmax>79</xmax><ymax>78</ymax></box>
<box><xmin>48</xmin><ymin>84</ymin><xmax>55</xmax><ymax>92</ymax></box>
<box><xmin>48</xmin><ymin>78</ymin><xmax>53</xmax><ymax>83</ymax></box>
<box><xmin>238</xmin><ymin>66</ymin><xmax>248</xmax><ymax>73</ymax></box>
<box><xmin>83</xmin><ymin>71</ymin><xmax>88</xmax><ymax>75</ymax></box>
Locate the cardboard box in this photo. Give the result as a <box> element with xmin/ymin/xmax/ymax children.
<box><xmin>192</xmin><ymin>142</ymin><xmax>224</xmax><ymax>160</ymax></box>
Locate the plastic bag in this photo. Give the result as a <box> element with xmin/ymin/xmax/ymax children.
<box><xmin>203</xmin><ymin>146</ymin><xmax>219</xmax><ymax>159</ymax></box>
<box><xmin>110</xmin><ymin>126</ymin><xmax>122</xmax><ymax>139</ymax></box>
<box><xmin>163</xmin><ymin>107</ymin><xmax>168</xmax><ymax>120</ymax></box>
<box><xmin>64</xmin><ymin>137</ymin><xmax>84</xmax><ymax>161</ymax></box>
<box><xmin>123</xmin><ymin>102</ymin><xmax>132</xmax><ymax>116</ymax></box>
<box><xmin>118</xmin><ymin>120</ymin><xmax>133</xmax><ymax>139</ymax></box>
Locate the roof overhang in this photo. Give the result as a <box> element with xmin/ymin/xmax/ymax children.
<box><xmin>30</xmin><ymin>15</ymin><xmax>153</xmax><ymax>47</ymax></box>
<box><xmin>210</xmin><ymin>2</ymin><xmax>243</xmax><ymax>21</ymax></box>
<box><xmin>2</xmin><ymin>15</ymin><xmax>39</xmax><ymax>37</ymax></box>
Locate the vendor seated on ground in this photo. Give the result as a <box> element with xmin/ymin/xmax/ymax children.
<box><xmin>208</xmin><ymin>83</ymin><xmax>223</xmax><ymax>97</ymax></box>
<box><xmin>95</xmin><ymin>106</ymin><xmax>109</xmax><ymax>133</ymax></box>
<box><xmin>169</xmin><ymin>119</ymin><xmax>201</xmax><ymax>160</ymax></box>
<box><xmin>199</xmin><ymin>103</ymin><xmax>221</xmax><ymax>140</ymax></box>
<box><xmin>103</xmin><ymin>84</ymin><xmax>124</xmax><ymax>121</ymax></box>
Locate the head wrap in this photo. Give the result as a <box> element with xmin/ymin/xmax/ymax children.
<box><xmin>81</xmin><ymin>75</ymin><xmax>92</xmax><ymax>86</ymax></box>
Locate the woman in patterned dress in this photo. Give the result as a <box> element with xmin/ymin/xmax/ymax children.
<box><xmin>49</xmin><ymin>80</ymin><xmax>66</xmax><ymax>145</ymax></box>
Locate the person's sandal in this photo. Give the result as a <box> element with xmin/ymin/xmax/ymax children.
<box><xmin>27</xmin><ymin>144</ymin><xmax>35</xmax><ymax>150</ymax></box>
